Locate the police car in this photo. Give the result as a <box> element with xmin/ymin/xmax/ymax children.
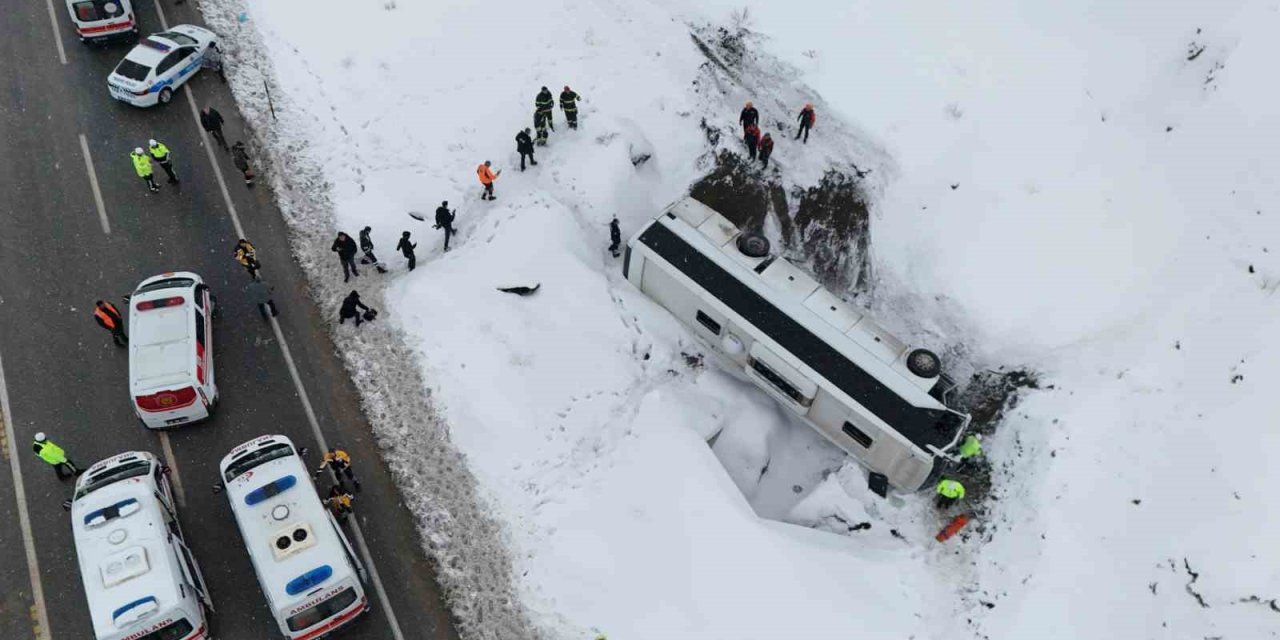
<box><xmin>107</xmin><ymin>25</ymin><xmax>216</xmax><ymax>107</ymax></box>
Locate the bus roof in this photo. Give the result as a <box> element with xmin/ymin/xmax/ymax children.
<box><xmin>71</xmin><ymin>453</ymin><xmax>186</xmax><ymax>639</ymax></box>
<box><xmin>219</xmin><ymin>435</ymin><xmax>356</xmax><ymax>610</ymax></box>
<box><xmin>634</xmin><ymin>200</ymin><xmax>966</xmax><ymax>452</ymax></box>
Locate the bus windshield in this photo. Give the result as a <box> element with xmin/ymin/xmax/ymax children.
<box><xmin>224</xmin><ymin>442</ymin><xmax>295</xmax><ymax>483</ymax></box>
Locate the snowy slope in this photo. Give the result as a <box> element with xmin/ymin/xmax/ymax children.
<box><xmin>203</xmin><ymin>0</ymin><xmax>1280</xmax><ymax>638</ymax></box>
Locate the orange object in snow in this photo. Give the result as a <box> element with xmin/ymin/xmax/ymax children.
<box><xmin>936</xmin><ymin>514</ymin><xmax>969</xmax><ymax>542</ymax></box>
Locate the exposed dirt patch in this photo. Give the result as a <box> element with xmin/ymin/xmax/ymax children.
<box><xmin>793</xmin><ymin>171</ymin><xmax>872</xmax><ymax>294</ymax></box>
<box><xmin>943</xmin><ymin>368</ymin><xmax>1041</xmax><ymax>520</ymax></box>
<box><xmin>690</xmin><ymin>151</ymin><xmax>792</xmax><ymax>241</ymax></box>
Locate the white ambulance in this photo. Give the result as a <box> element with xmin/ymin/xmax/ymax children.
<box><xmin>129</xmin><ymin>272</ymin><xmax>218</xmax><ymax>429</ymax></box>
<box><xmin>70</xmin><ymin>451</ymin><xmax>213</xmax><ymax>640</ymax></box>
<box><xmin>64</xmin><ymin>0</ymin><xmax>137</xmax><ymax>43</ymax></box>
<box><xmin>218</xmin><ymin>435</ymin><xmax>369</xmax><ymax>639</ymax></box>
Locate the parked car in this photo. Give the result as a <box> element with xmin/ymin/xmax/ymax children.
<box><xmin>107</xmin><ymin>25</ymin><xmax>216</xmax><ymax>107</ymax></box>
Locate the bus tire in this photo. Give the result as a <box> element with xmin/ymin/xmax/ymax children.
<box><xmin>736</xmin><ymin>232</ymin><xmax>770</xmax><ymax>258</ymax></box>
<box><xmin>906</xmin><ymin>348</ymin><xmax>941</xmax><ymax>378</ymax></box>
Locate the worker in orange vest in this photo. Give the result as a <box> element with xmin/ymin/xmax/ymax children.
<box><xmin>93</xmin><ymin>300</ymin><xmax>127</xmax><ymax>347</ymax></box>
<box><xmin>477</xmin><ymin>160</ymin><xmax>501</xmax><ymax>201</ymax></box>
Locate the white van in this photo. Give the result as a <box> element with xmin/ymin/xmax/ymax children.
<box><xmin>65</xmin><ymin>0</ymin><xmax>137</xmax><ymax>43</ymax></box>
<box><xmin>218</xmin><ymin>435</ymin><xmax>369</xmax><ymax>639</ymax></box>
<box><xmin>624</xmin><ymin>198</ymin><xmax>972</xmax><ymax>492</ymax></box>
<box><xmin>71</xmin><ymin>451</ymin><xmax>213</xmax><ymax>640</ymax></box>
<box><xmin>129</xmin><ymin>272</ymin><xmax>218</xmax><ymax>429</ymax></box>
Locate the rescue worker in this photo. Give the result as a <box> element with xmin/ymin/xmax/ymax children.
<box><xmin>935</xmin><ymin>478</ymin><xmax>965</xmax><ymax>510</ymax></box>
<box><xmin>93</xmin><ymin>299</ymin><xmax>127</xmax><ymax>346</ymax></box>
<box><xmin>200</xmin><ymin>106</ymin><xmax>229</xmax><ymax>150</ymax></box>
<box><xmin>330</xmin><ymin>231</ymin><xmax>360</xmax><ymax>282</ymax></box>
<box><xmin>559</xmin><ymin>85</ymin><xmax>581</xmax><ymax>129</ymax></box>
<box><xmin>131</xmin><ymin>147</ymin><xmax>159</xmax><ymax>193</ymax></box>
<box><xmin>796</xmin><ymin>103</ymin><xmax>816</xmax><ymax>143</ymax></box>
<box><xmin>32</xmin><ymin>433</ymin><xmax>80</xmax><ymax>479</ymax></box>
<box><xmin>396</xmin><ymin>231</ymin><xmax>417</xmax><ymax>271</ymax></box>
<box><xmin>535</xmin><ymin>86</ymin><xmax>555</xmax><ymax>131</ymax></box>
<box><xmin>744</xmin><ymin>122</ymin><xmax>760</xmax><ymax>160</ymax></box>
<box><xmin>316</xmin><ymin>447</ymin><xmax>361</xmax><ymax>492</ymax></box>
<box><xmin>534</xmin><ymin>110</ymin><xmax>549</xmax><ymax>146</ymax></box>
<box><xmin>477</xmin><ymin>160</ymin><xmax>500</xmax><ymax>201</ymax></box>
<box><xmin>739</xmin><ymin>100</ymin><xmax>759</xmax><ymax>133</ymax></box>
<box><xmin>231</xmin><ymin>141</ymin><xmax>254</xmax><ymax>187</ymax></box>
<box><xmin>234</xmin><ymin>238</ymin><xmax>261</xmax><ymax>280</ymax></box>
<box><xmin>434</xmin><ymin>201</ymin><xmax>456</xmax><ymax>252</ymax></box>
<box><xmin>516</xmin><ymin>128</ymin><xmax>537</xmax><ymax>171</ymax></box>
<box><xmin>359</xmin><ymin>226</ymin><xmax>387</xmax><ymax>273</ymax></box>
<box><xmin>326</xmin><ymin>485</ymin><xmax>354</xmax><ymax>520</ymax></box>
<box><xmin>608</xmin><ymin>217</ymin><xmax>622</xmax><ymax>257</ymax></box>
<box><xmin>758</xmin><ymin>132</ymin><xmax>774</xmax><ymax>168</ymax></box>
<box><xmin>147</xmin><ymin>139</ymin><xmax>179</xmax><ymax>184</ymax></box>
<box><xmin>957</xmin><ymin>433</ymin><xmax>983</xmax><ymax>469</ymax></box>
<box><xmin>338</xmin><ymin>290</ymin><xmax>371</xmax><ymax>326</ymax></box>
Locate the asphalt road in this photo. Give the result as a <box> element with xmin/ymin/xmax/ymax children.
<box><xmin>0</xmin><ymin>1</ymin><xmax>460</xmax><ymax>639</ymax></box>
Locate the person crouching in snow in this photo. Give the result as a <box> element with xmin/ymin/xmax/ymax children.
<box><xmin>338</xmin><ymin>290</ymin><xmax>371</xmax><ymax>326</ymax></box>
<box><xmin>477</xmin><ymin>160</ymin><xmax>500</xmax><ymax>200</ymax></box>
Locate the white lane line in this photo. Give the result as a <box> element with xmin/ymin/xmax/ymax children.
<box><xmin>182</xmin><ymin>90</ymin><xmax>245</xmax><ymax>239</ymax></box>
<box><xmin>157</xmin><ymin>431</ymin><xmax>186</xmax><ymax>508</ymax></box>
<box><xmin>268</xmin><ymin>316</ymin><xmax>406</xmax><ymax>640</ymax></box>
<box><xmin>42</xmin><ymin>0</ymin><xmax>68</xmax><ymax>65</ymax></box>
<box><xmin>0</xmin><ymin>350</ymin><xmax>51</xmax><ymax>640</ymax></box>
<box><xmin>77</xmin><ymin>134</ymin><xmax>111</xmax><ymax>235</ymax></box>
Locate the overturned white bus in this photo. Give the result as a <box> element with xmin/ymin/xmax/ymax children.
<box><xmin>623</xmin><ymin>197</ymin><xmax>971</xmax><ymax>492</ymax></box>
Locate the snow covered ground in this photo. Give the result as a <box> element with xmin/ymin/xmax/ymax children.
<box><xmin>202</xmin><ymin>0</ymin><xmax>1280</xmax><ymax>637</ymax></box>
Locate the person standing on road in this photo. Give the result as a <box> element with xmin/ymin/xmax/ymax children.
<box><xmin>331</xmin><ymin>232</ymin><xmax>359</xmax><ymax>282</ymax></box>
<box><xmin>535</xmin><ymin>86</ymin><xmax>555</xmax><ymax>132</ymax></box>
<box><xmin>131</xmin><ymin>147</ymin><xmax>159</xmax><ymax>193</ymax></box>
<box><xmin>434</xmin><ymin>201</ymin><xmax>456</xmax><ymax>252</ymax></box>
<box><xmin>33</xmin><ymin>433</ymin><xmax>80</xmax><ymax>479</ymax></box>
<box><xmin>796</xmin><ymin>103</ymin><xmax>816</xmax><ymax>143</ymax></box>
<box><xmin>201</xmin><ymin>42</ymin><xmax>227</xmax><ymax>83</ymax></box>
<box><xmin>559</xmin><ymin>85</ymin><xmax>581</xmax><ymax>129</ymax></box>
<box><xmin>200</xmin><ymin>106</ymin><xmax>229</xmax><ymax>151</ymax></box>
<box><xmin>758</xmin><ymin>133</ymin><xmax>774</xmax><ymax>168</ymax></box>
<box><xmin>147</xmin><ymin>139</ymin><xmax>179</xmax><ymax>184</ymax></box>
<box><xmin>516</xmin><ymin>128</ymin><xmax>537</xmax><ymax>171</ymax></box>
<box><xmin>234</xmin><ymin>238</ymin><xmax>261</xmax><ymax>280</ymax></box>
<box><xmin>396</xmin><ymin>231</ymin><xmax>417</xmax><ymax>271</ymax></box>
<box><xmin>338</xmin><ymin>290</ymin><xmax>371</xmax><ymax>326</ymax></box>
<box><xmin>325</xmin><ymin>485</ymin><xmax>354</xmax><ymax>520</ymax></box>
<box><xmin>744</xmin><ymin>122</ymin><xmax>760</xmax><ymax>160</ymax></box>
<box><xmin>608</xmin><ymin>217</ymin><xmax>622</xmax><ymax>258</ymax></box>
<box><xmin>93</xmin><ymin>300</ymin><xmax>127</xmax><ymax>346</ymax></box>
<box><xmin>231</xmin><ymin>141</ymin><xmax>254</xmax><ymax>187</ymax></box>
<box><xmin>739</xmin><ymin>100</ymin><xmax>759</xmax><ymax>134</ymax></box>
<box><xmin>477</xmin><ymin>161</ymin><xmax>500</xmax><ymax>201</ymax></box>
<box><xmin>316</xmin><ymin>447</ymin><xmax>361</xmax><ymax>492</ymax></box>
<box><xmin>935</xmin><ymin>477</ymin><xmax>965</xmax><ymax>510</ymax></box>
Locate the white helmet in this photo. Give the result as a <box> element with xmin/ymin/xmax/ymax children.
<box><xmin>34</xmin><ymin>432</ymin><xmax>46</xmax><ymax>442</ymax></box>
<box><xmin>148</xmin><ymin>139</ymin><xmax>158</xmax><ymax>147</ymax></box>
<box><xmin>134</xmin><ymin>147</ymin><xmax>144</xmax><ymax>155</ymax></box>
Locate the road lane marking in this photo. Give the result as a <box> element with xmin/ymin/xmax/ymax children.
<box><xmin>0</xmin><ymin>349</ymin><xmax>52</xmax><ymax>639</ymax></box>
<box><xmin>268</xmin><ymin>316</ymin><xmax>406</xmax><ymax>640</ymax></box>
<box><xmin>157</xmin><ymin>431</ymin><xmax>186</xmax><ymax>508</ymax></box>
<box><xmin>78</xmin><ymin>134</ymin><xmax>111</xmax><ymax>235</ymax></box>
<box><xmin>42</xmin><ymin>0</ymin><xmax>67</xmax><ymax>65</ymax></box>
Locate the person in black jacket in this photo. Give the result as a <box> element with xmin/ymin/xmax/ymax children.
<box><xmin>331</xmin><ymin>232</ymin><xmax>359</xmax><ymax>282</ymax></box>
<box><xmin>434</xmin><ymin>202</ymin><xmax>456</xmax><ymax>252</ymax></box>
<box><xmin>338</xmin><ymin>290</ymin><xmax>370</xmax><ymax>326</ymax></box>
<box><xmin>396</xmin><ymin>231</ymin><xmax>417</xmax><ymax>270</ymax></box>
<box><xmin>200</xmin><ymin>106</ymin><xmax>228</xmax><ymax>150</ymax></box>
<box><xmin>608</xmin><ymin>217</ymin><xmax>622</xmax><ymax>258</ymax></box>
<box><xmin>739</xmin><ymin>101</ymin><xmax>758</xmax><ymax>134</ymax></box>
<box><xmin>359</xmin><ymin>226</ymin><xmax>387</xmax><ymax>273</ymax></box>
<box><xmin>516</xmin><ymin>128</ymin><xmax>537</xmax><ymax>171</ymax></box>
<box><xmin>535</xmin><ymin>87</ymin><xmax>555</xmax><ymax>131</ymax></box>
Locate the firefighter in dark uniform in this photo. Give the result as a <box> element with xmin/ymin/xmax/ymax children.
<box><xmin>559</xmin><ymin>85</ymin><xmax>581</xmax><ymax>129</ymax></box>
